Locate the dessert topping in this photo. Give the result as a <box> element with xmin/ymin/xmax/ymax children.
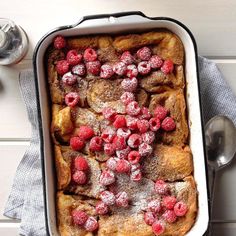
<box><xmin>70</xmin><ymin>137</ymin><xmax>84</xmax><ymax>151</ymax></box>
<box><xmin>137</xmin><ymin>47</ymin><xmax>152</xmax><ymax>61</ymax></box>
<box><xmin>56</xmin><ymin>60</ymin><xmax>70</xmax><ymax>75</ymax></box>
<box><xmin>100</xmin><ymin>64</ymin><xmax>114</xmax><ymax>79</ymax></box>
<box><xmin>83</xmin><ymin>48</ymin><xmax>97</xmax><ymax>62</ymax></box>
<box><xmin>74</xmin><ymin>156</ymin><xmax>89</xmax><ymax>171</ymax></box>
<box><xmin>62</xmin><ymin>72</ymin><xmax>78</xmax><ymax>86</ymax></box>
<box><xmin>161</xmin><ymin>117</ymin><xmax>176</xmax><ymax>131</ymax></box>
<box><xmin>100</xmin><ymin>190</ymin><xmax>116</xmax><ymax>205</ymax></box>
<box><xmin>77</xmin><ymin>125</ymin><xmax>94</xmax><ymax>140</ymax></box>
<box><xmin>66</xmin><ymin>50</ymin><xmax>82</xmax><ymax>66</ymax></box>
<box><xmin>53</xmin><ymin>35</ymin><xmax>66</xmax><ymax>49</ymax></box>
<box><xmin>99</xmin><ymin>170</ymin><xmax>116</xmax><ymax>186</ymax></box>
<box><xmin>89</xmin><ymin>136</ymin><xmax>103</xmax><ymax>152</ymax></box>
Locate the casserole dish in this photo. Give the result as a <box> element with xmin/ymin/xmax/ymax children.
<box><xmin>33</xmin><ymin>11</ymin><xmax>209</xmax><ymax>235</ymax></box>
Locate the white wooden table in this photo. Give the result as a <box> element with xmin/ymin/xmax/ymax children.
<box><xmin>0</xmin><ymin>0</ymin><xmax>236</xmax><ymax>235</ymax></box>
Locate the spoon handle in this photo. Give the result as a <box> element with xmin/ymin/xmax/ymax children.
<box><xmin>209</xmin><ymin>168</ymin><xmax>216</xmax><ymax>236</ymax></box>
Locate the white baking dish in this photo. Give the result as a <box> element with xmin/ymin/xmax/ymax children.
<box><xmin>33</xmin><ymin>11</ymin><xmax>209</xmax><ymax>236</ymax></box>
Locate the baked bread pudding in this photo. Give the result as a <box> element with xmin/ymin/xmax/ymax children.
<box><xmin>46</xmin><ymin>30</ymin><xmax>197</xmax><ymax>236</ymax></box>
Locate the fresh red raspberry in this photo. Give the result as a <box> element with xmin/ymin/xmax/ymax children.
<box><xmin>77</xmin><ymin>125</ymin><xmax>94</xmax><ymax>140</ymax></box>
<box><xmin>137</xmin><ymin>119</ymin><xmax>149</xmax><ymax>133</ymax></box>
<box><xmin>130</xmin><ymin>163</ymin><xmax>141</xmax><ymax>172</ymax></box>
<box><xmin>126</xmin><ymin>64</ymin><xmax>138</xmax><ymax>78</ymax></box>
<box><xmin>116</xmin><ymin>146</ymin><xmax>131</xmax><ymax>159</ymax></box>
<box><xmin>116</xmin><ymin>127</ymin><xmax>131</xmax><ymax>140</ymax></box>
<box><xmin>71</xmin><ymin>209</ymin><xmax>88</xmax><ymax>225</ymax></box>
<box><xmin>72</xmin><ymin>63</ymin><xmax>86</xmax><ymax>76</ymax></box>
<box><xmin>56</xmin><ymin>60</ymin><xmax>69</xmax><ymax>75</ymax></box>
<box><xmin>130</xmin><ymin>169</ymin><xmax>142</xmax><ymax>182</ymax></box>
<box><xmin>120</xmin><ymin>51</ymin><xmax>134</xmax><ymax>65</ymax></box>
<box><xmin>149</xmin><ymin>55</ymin><xmax>163</xmax><ymax>69</ymax></box>
<box><xmin>127</xmin><ymin>151</ymin><xmax>141</xmax><ymax>164</ymax></box>
<box><xmin>102</xmin><ymin>107</ymin><xmax>117</xmax><ymax>121</ymax></box>
<box><xmin>65</xmin><ymin>92</ymin><xmax>80</xmax><ymax>107</ymax></box>
<box><xmin>112</xmin><ymin>135</ymin><xmax>126</xmax><ymax>150</ymax></box>
<box><xmin>139</xmin><ymin>143</ymin><xmax>153</xmax><ymax>157</ymax></box>
<box><xmin>101</xmin><ymin>127</ymin><xmax>116</xmax><ymax>143</ymax></box>
<box><xmin>104</xmin><ymin>143</ymin><xmax>116</xmax><ymax>156</ymax></box>
<box><xmin>113</xmin><ymin>61</ymin><xmax>127</xmax><ymax>76</ymax></box>
<box><xmin>154</xmin><ymin>105</ymin><xmax>168</xmax><ymax>120</ymax></box>
<box><xmin>74</xmin><ymin>156</ymin><xmax>89</xmax><ymax>171</ymax></box>
<box><xmin>53</xmin><ymin>36</ymin><xmax>66</xmax><ymax>49</ymax></box>
<box><xmin>66</xmin><ymin>50</ymin><xmax>82</xmax><ymax>66</ymax></box>
<box><xmin>96</xmin><ymin>201</ymin><xmax>109</xmax><ymax>215</ymax></box>
<box><xmin>147</xmin><ymin>199</ymin><xmax>162</xmax><ymax>213</ymax></box>
<box><xmin>115</xmin><ymin>191</ymin><xmax>129</xmax><ymax>207</ymax></box>
<box><xmin>89</xmin><ymin>136</ymin><xmax>103</xmax><ymax>152</ymax></box>
<box><xmin>100</xmin><ymin>190</ymin><xmax>116</xmax><ymax>205</ymax></box>
<box><xmin>152</xmin><ymin>220</ymin><xmax>165</xmax><ymax>235</ymax></box>
<box><xmin>120</xmin><ymin>92</ymin><xmax>135</xmax><ymax>105</ymax></box>
<box><xmin>121</xmin><ymin>77</ymin><xmax>138</xmax><ymax>92</ymax></box>
<box><xmin>139</xmin><ymin>107</ymin><xmax>152</xmax><ymax>120</ymax></box>
<box><xmin>127</xmin><ymin>134</ymin><xmax>142</xmax><ymax>149</ymax></box>
<box><xmin>137</xmin><ymin>47</ymin><xmax>152</xmax><ymax>61</ymax></box>
<box><xmin>113</xmin><ymin>115</ymin><xmax>126</xmax><ymax>129</ymax></box>
<box><xmin>106</xmin><ymin>157</ymin><xmax>119</xmax><ymax>171</ymax></box>
<box><xmin>99</xmin><ymin>170</ymin><xmax>115</xmax><ymax>186</ymax></box>
<box><xmin>149</xmin><ymin>117</ymin><xmax>161</xmax><ymax>132</ymax></box>
<box><xmin>155</xmin><ymin>180</ymin><xmax>169</xmax><ymax>195</ymax></box>
<box><xmin>161</xmin><ymin>117</ymin><xmax>176</xmax><ymax>131</ymax></box>
<box><xmin>162</xmin><ymin>196</ymin><xmax>177</xmax><ymax>210</ymax></box>
<box><xmin>162</xmin><ymin>210</ymin><xmax>177</xmax><ymax>223</ymax></box>
<box><xmin>144</xmin><ymin>211</ymin><xmax>156</xmax><ymax>226</ymax></box>
<box><xmin>100</xmin><ymin>64</ymin><xmax>114</xmax><ymax>79</ymax></box>
<box><xmin>161</xmin><ymin>59</ymin><xmax>174</xmax><ymax>74</ymax></box>
<box><xmin>116</xmin><ymin>159</ymin><xmax>131</xmax><ymax>173</ymax></box>
<box><xmin>141</xmin><ymin>131</ymin><xmax>155</xmax><ymax>144</ymax></box>
<box><xmin>70</xmin><ymin>137</ymin><xmax>84</xmax><ymax>151</ymax></box>
<box><xmin>84</xmin><ymin>216</ymin><xmax>99</xmax><ymax>232</ymax></box>
<box><xmin>86</xmin><ymin>60</ymin><xmax>101</xmax><ymax>75</ymax></box>
<box><xmin>138</xmin><ymin>61</ymin><xmax>151</xmax><ymax>75</ymax></box>
<box><xmin>72</xmin><ymin>170</ymin><xmax>87</xmax><ymax>185</ymax></box>
<box><xmin>83</xmin><ymin>48</ymin><xmax>97</xmax><ymax>62</ymax></box>
<box><xmin>62</xmin><ymin>72</ymin><xmax>78</xmax><ymax>86</ymax></box>
<box><xmin>126</xmin><ymin>101</ymin><xmax>141</xmax><ymax>116</ymax></box>
<box><xmin>174</xmin><ymin>201</ymin><xmax>188</xmax><ymax>216</ymax></box>
<box><xmin>126</xmin><ymin>116</ymin><xmax>138</xmax><ymax>130</ymax></box>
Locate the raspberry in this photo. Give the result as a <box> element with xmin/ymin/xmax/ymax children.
<box><xmin>65</xmin><ymin>92</ymin><xmax>80</xmax><ymax>107</ymax></box>
<box><xmin>72</xmin><ymin>170</ymin><xmax>87</xmax><ymax>185</ymax></box>
<box><xmin>139</xmin><ymin>107</ymin><xmax>152</xmax><ymax>120</ymax></box>
<box><xmin>70</xmin><ymin>137</ymin><xmax>84</xmax><ymax>151</ymax></box>
<box><xmin>130</xmin><ymin>169</ymin><xmax>142</xmax><ymax>182</ymax></box>
<box><xmin>77</xmin><ymin>125</ymin><xmax>94</xmax><ymax>140</ymax></box>
<box><xmin>101</xmin><ymin>127</ymin><xmax>116</xmax><ymax>143</ymax></box>
<box><xmin>106</xmin><ymin>157</ymin><xmax>118</xmax><ymax>171</ymax></box>
<box><xmin>116</xmin><ymin>159</ymin><xmax>131</xmax><ymax>173</ymax></box>
<box><xmin>86</xmin><ymin>61</ymin><xmax>101</xmax><ymax>75</ymax></box>
<box><xmin>161</xmin><ymin>59</ymin><xmax>174</xmax><ymax>74</ymax></box>
<box><xmin>162</xmin><ymin>196</ymin><xmax>177</xmax><ymax>210</ymax></box>
<box><xmin>74</xmin><ymin>156</ymin><xmax>89</xmax><ymax>171</ymax></box>
<box><xmin>56</xmin><ymin>60</ymin><xmax>69</xmax><ymax>75</ymax></box>
<box><xmin>112</xmin><ymin>136</ymin><xmax>126</xmax><ymax>150</ymax></box>
<box><xmin>137</xmin><ymin>119</ymin><xmax>149</xmax><ymax>133</ymax></box>
<box><xmin>53</xmin><ymin>35</ymin><xmax>66</xmax><ymax>49</ymax></box>
<box><xmin>71</xmin><ymin>210</ymin><xmax>88</xmax><ymax>225</ymax></box>
<box><xmin>138</xmin><ymin>61</ymin><xmax>151</xmax><ymax>75</ymax></box>
<box><xmin>72</xmin><ymin>63</ymin><xmax>86</xmax><ymax>76</ymax></box>
<box><xmin>154</xmin><ymin>180</ymin><xmax>169</xmax><ymax>195</ymax></box>
<box><xmin>142</xmin><ymin>131</ymin><xmax>155</xmax><ymax>144</ymax></box>
<box><xmin>126</xmin><ymin>101</ymin><xmax>141</xmax><ymax>116</ymax></box>
<box><xmin>102</xmin><ymin>107</ymin><xmax>117</xmax><ymax>121</ymax></box>
<box><xmin>100</xmin><ymin>64</ymin><xmax>114</xmax><ymax>79</ymax></box>
<box><xmin>113</xmin><ymin>61</ymin><xmax>127</xmax><ymax>76</ymax></box>
<box><xmin>104</xmin><ymin>143</ymin><xmax>116</xmax><ymax>156</ymax></box>
<box><xmin>84</xmin><ymin>216</ymin><xmax>99</xmax><ymax>232</ymax></box>
<box><xmin>120</xmin><ymin>92</ymin><xmax>135</xmax><ymax>105</ymax></box>
<box><xmin>121</xmin><ymin>77</ymin><xmax>138</xmax><ymax>92</ymax></box>
<box><xmin>126</xmin><ymin>64</ymin><xmax>138</xmax><ymax>78</ymax></box>
<box><xmin>62</xmin><ymin>72</ymin><xmax>78</xmax><ymax>86</ymax></box>
<box><xmin>127</xmin><ymin>134</ymin><xmax>142</xmax><ymax>149</ymax></box>
<box><xmin>120</xmin><ymin>51</ymin><xmax>134</xmax><ymax>65</ymax></box>
<box><xmin>154</xmin><ymin>105</ymin><xmax>168</xmax><ymax>121</ymax></box>
<box><xmin>149</xmin><ymin>55</ymin><xmax>163</xmax><ymax>69</ymax></box>
<box><xmin>89</xmin><ymin>136</ymin><xmax>103</xmax><ymax>152</ymax></box>
<box><xmin>130</xmin><ymin>163</ymin><xmax>141</xmax><ymax>172</ymax></box>
<box><xmin>115</xmin><ymin>191</ymin><xmax>129</xmax><ymax>207</ymax></box>
<box><xmin>116</xmin><ymin>146</ymin><xmax>131</xmax><ymax>159</ymax></box>
<box><xmin>83</xmin><ymin>48</ymin><xmax>97</xmax><ymax>62</ymax></box>
<box><xmin>144</xmin><ymin>211</ymin><xmax>156</xmax><ymax>226</ymax></box>
<box><xmin>66</xmin><ymin>50</ymin><xmax>82</xmax><ymax>65</ymax></box>
<box><xmin>162</xmin><ymin>210</ymin><xmax>177</xmax><ymax>223</ymax></box>
<box><xmin>100</xmin><ymin>190</ymin><xmax>116</xmax><ymax>205</ymax></box>
<box><xmin>139</xmin><ymin>143</ymin><xmax>153</xmax><ymax>157</ymax></box>
<box><xmin>113</xmin><ymin>115</ymin><xmax>126</xmax><ymax>129</ymax></box>
<box><xmin>149</xmin><ymin>117</ymin><xmax>161</xmax><ymax>132</ymax></box>
<box><xmin>99</xmin><ymin>170</ymin><xmax>115</xmax><ymax>186</ymax></box>
<box><xmin>137</xmin><ymin>47</ymin><xmax>152</xmax><ymax>61</ymax></box>
<box><xmin>128</xmin><ymin>151</ymin><xmax>141</xmax><ymax>164</ymax></box>
<box><xmin>116</xmin><ymin>127</ymin><xmax>131</xmax><ymax>140</ymax></box>
<box><xmin>96</xmin><ymin>201</ymin><xmax>109</xmax><ymax>215</ymax></box>
<box><xmin>147</xmin><ymin>199</ymin><xmax>162</xmax><ymax>213</ymax></box>
<box><xmin>174</xmin><ymin>201</ymin><xmax>188</xmax><ymax>216</ymax></box>
<box><xmin>152</xmin><ymin>220</ymin><xmax>165</xmax><ymax>235</ymax></box>
<box><xmin>126</xmin><ymin>116</ymin><xmax>138</xmax><ymax>130</ymax></box>
<box><xmin>161</xmin><ymin>117</ymin><xmax>176</xmax><ymax>131</ymax></box>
